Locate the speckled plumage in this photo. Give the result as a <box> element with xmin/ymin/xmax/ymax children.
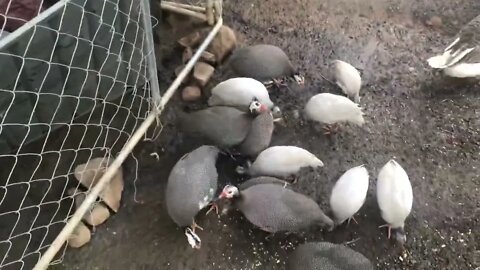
<box><xmin>287</xmin><ymin>242</ymin><xmax>374</xmax><ymax>270</ymax></box>
<box><xmin>232</xmin><ymin>183</ymin><xmax>333</xmax><ymax>233</ymax></box>
<box><xmin>229</xmin><ymin>44</ymin><xmax>296</xmax><ymax>81</ymax></box>
<box><xmin>178</xmin><ymin>107</ymin><xmax>252</xmax><ymax>148</ymax></box>
<box><xmin>166</xmin><ymin>145</ymin><xmax>219</xmax><ymax>227</ymax></box>
<box><xmin>238</xmin><ymin>111</ymin><xmax>274</xmax><ymax>157</ymax></box>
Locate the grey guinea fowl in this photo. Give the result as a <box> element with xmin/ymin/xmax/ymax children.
<box><xmin>219</xmin><ymin>183</ymin><xmax>334</xmax><ymax>233</ymax></box>
<box><xmin>427</xmin><ymin>14</ymin><xmax>480</xmax><ymax>78</ymax></box>
<box><xmin>237</xmin><ymin>110</ymin><xmax>274</xmax><ymax>157</ymax></box>
<box><xmin>238</xmin><ymin>176</ymin><xmax>290</xmax><ymax>190</ymax></box>
<box><xmin>287</xmin><ymin>242</ymin><xmax>374</xmax><ymax>270</ymax></box>
<box><xmin>177</xmin><ymin>100</ymin><xmax>268</xmax><ymax>149</ymax></box>
<box><xmin>228</xmin><ymin>44</ymin><xmax>305</xmax><ymax>86</ymax></box>
<box><xmin>166</xmin><ymin>145</ymin><xmax>220</xmax><ymax>249</ymax></box>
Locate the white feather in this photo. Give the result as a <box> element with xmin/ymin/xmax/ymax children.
<box><xmin>248</xmin><ymin>146</ymin><xmax>324</xmax><ymax>178</ymax></box>
<box><xmin>332</xmin><ymin>60</ymin><xmax>362</xmax><ymax>103</ymax></box>
<box><xmin>208</xmin><ymin>77</ymin><xmax>274</xmax><ymax>108</ymax></box>
<box><xmin>304</xmin><ymin>93</ymin><xmax>365</xmax><ymax>126</ymax></box>
<box><xmin>330</xmin><ymin>165</ymin><xmax>369</xmax><ymax>225</ymax></box>
<box><xmin>376</xmin><ymin>160</ymin><xmax>413</xmax><ymax>229</ymax></box>
<box><xmin>444</xmin><ymin>63</ymin><xmax>480</xmax><ymax>77</ymax></box>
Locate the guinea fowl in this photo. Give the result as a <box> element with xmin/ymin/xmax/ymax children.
<box><xmin>219</xmin><ymin>183</ymin><xmax>334</xmax><ymax>233</ymax></box>
<box><xmin>427</xmin><ymin>14</ymin><xmax>480</xmax><ymax>78</ymax></box>
<box><xmin>332</xmin><ymin>60</ymin><xmax>362</xmax><ymax>103</ymax></box>
<box><xmin>178</xmin><ymin>100</ymin><xmax>272</xmax><ymax>152</ymax></box>
<box><xmin>304</xmin><ymin>93</ymin><xmax>365</xmax><ymax>135</ymax></box>
<box><xmin>207</xmin><ymin>77</ymin><xmax>275</xmax><ymax>110</ymax></box>
<box><xmin>236</xmin><ymin>146</ymin><xmax>324</xmax><ymax>182</ymax></box>
<box><xmin>228</xmin><ymin>44</ymin><xmax>304</xmax><ymax>87</ymax></box>
<box><xmin>237</xmin><ymin>110</ymin><xmax>274</xmax><ymax>157</ymax></box>
<box><xmin>165</xmin><ymin>145</ymin><xmax>220</xmax><ymax>249</ymax></box>
<box><xmin>238</xmin><ymin>176</ymin><xmax>290</xmax><ymax>190</ymax></box>
<box><xmin>287</xmin><ymin>242</ymin><xmax>374</xmax><ymax>270</ymax></box>
<box><xmin>377</xmin><ymin>159</ymin><xmax>413</xmax><ymax>245</ymax></box>
<box><xmin>329</xmin><ymin>165</ymin><xmax>369</xmax><ymax>226</ymax></box>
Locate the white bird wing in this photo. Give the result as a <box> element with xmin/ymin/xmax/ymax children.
<box><xmin>330</xmin><ymin>166</ymin><xmax>369</xmax><ymax>223</ymax></box>
<box><xmin>208</xmin><ymin>78</ymin><xmax>274</xmax><ymax>108</ymax></box>
<box><xmin>305</xmin><ymin>93</ymin><xmax>364</xmax><ymax>126</ymax></box>
<box><xmin>376</xmin><ymin>160</ymin><xmax>413</xmax><ymax>227</ymax></box>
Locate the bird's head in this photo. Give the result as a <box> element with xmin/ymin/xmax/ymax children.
<box><xmin>393</xmin><ymin>227</ymin><xmax>407</xmax><ymax>246</ymax></box>
<box><xmin>249</xmin><ymin>98</ymin><xmax>268</xmax><ymax>114</ymax></box>
<box><xmin>218</xmin><ymin>185</ymin><xmax>239</xmax><ymax>199</ymax></box>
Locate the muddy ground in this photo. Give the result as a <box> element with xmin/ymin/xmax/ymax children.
<box><xmin>58</xmin><ymin>0</ymin><xmax>479</xmax><ymax>269</ymax></box>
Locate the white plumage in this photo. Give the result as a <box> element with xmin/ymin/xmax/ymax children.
<box><xmin>427</xmin><ymin>15</ymin><xmax>480</xmax><ymax>78</ymax></box>
<box><xmin>376</xmin><ymin>160</ymin><xmax>413</xmax><ymax>230</ymax></box>
<box><xmin>304</xmin><ymin>93</ymin><xmax>365</xmax><ymax>126</ymax></box>
<box><xmin>329</xmin><ymin>165</ymin><xmax>369</xmax><ymax>225</ymax></box>
<box><xmin>208</xmin><ymin>77</ymin><xmax>274</xmax><ymax>109</ymax></box>
<box><xmin>332</xmin><ymin>60</ymin><xmax>362</xmax><ymax>103</ymax></box>
<box><xmin>243</xmin><ymin>146</ymin><xmax>324</xmax><ymax>178</ymax></box>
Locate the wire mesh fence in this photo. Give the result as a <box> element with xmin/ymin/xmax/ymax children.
<box><xmin>0</xmin><ymin>0</ymin><xmax>160</xmax><ymax>269</ymax></box>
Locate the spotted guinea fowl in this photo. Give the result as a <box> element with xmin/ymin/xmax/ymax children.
<box><xmin>178</xmin><ymin>100</ymin><xmax>271</xmax><ymax>151</ymax></box>
<box><xmin>236</xmin><ymin>146</ymin><xmax>324</xmax><ymax>181</ymax></box>
<box><xmin>332</xmin><ymin>60</ymin><xmax>362</xmax><ymax>103</ymax></box>
<box><xmin>237</xmin><ymin>110</ymin><xmax>274</xmax><ymax>157</ymax></box>
<box><xmin>228</xmin><ymin>44</ymin><xmax>304</xmax><ymax>87</ymax></box>
<box><xmin>208</xmin><ymin>77</ymin><xmax>275</xmax><ymax>110</ymax></box>
<box><xmin>304</xmin><ymin>93</ymin><xmax>365</xmax><ymax>135</ymax></box>
<box><xmin>165</xmin><ymin>145</ymin><xmax>220</xmax><ymax>249</ymax></box>
<box><xmin>427</xmin><ymin>14</ymin><xmax>480</xmax><ymax>78</ymax></box>
<box><xmin>377</xmin><ymin>159</ymin><xmax>413</xmax><ymax>245</ymax></box>
<box><xmin>219</xmin><ymin>183</ymin><xmax>334</xmax><ymax>233</ymax></box>
<box><xmin>329</xmin><ymin>165</ymin><xmax>369</xmax><ymax>226</ymax></box>
<box><xmin>287</xmin><ymin>242</ymin><xmax>374</xmax><ymax>270</ymax></box>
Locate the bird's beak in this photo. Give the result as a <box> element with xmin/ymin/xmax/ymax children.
<box><xmin>218</xmin><ymin>192</ymin><xmax>227</xmax><ymax>199</ymax></box>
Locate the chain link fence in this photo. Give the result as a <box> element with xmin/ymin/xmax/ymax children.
<box><xmin>0</xmin><ymin>0</ymin><xmax>161</xmax><ymax>269</ymax></box>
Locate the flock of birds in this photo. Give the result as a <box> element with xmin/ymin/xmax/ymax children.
<box><xmin>164</xmin><ymin>14</ymin><xmax>480</xmax><ymax>268</ymax></box>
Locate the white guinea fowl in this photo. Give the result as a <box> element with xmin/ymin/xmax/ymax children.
<box><xmin>376</xmin><ymin>159</ymin><xmax>413</xmax><ymax>245</ymax></box>
<box><xmin>237</xmin><ymin>146</ymin><xmax>324</xmax><ymax>180</ymax></box>
<box><xmin>208</xmin><ymin>77</ymin><xmax>275</xmax><ymax>109</ymax></box>
<box><xmin>329</xmin><ymin>165</ymin><xmax>369</xmax><ymax>226</ymax></box>
<box><xmin>304</xmin><ymin>93</ymin><xmax>365</xmax><ymax>134</ymax></box>
<box><xmin>332</xmin><ymin>60</ymin><xmax>362</xmax><ymax>103</ymax></box>
<box><xmin>427</xmin><ymin>14</ymin><xmax>480</xmax><ymax>78</ymax></box>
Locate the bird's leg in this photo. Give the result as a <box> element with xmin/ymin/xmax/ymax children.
<box><xmin>205</xmin><ymin>201</ymin><xmax>219</xmax><ymax>215</ymax></box>
<box><xmin>379</xmin><ymin>224</ymin><xmax>392</xmax><ymax>239</ymax></box>
<box><xmin>322</xmin><ymin>123</ymin><xmax>340</xmax><ymax>135</ymax></box>
<box><xmin>272</xmin><ymin>77</ymin><xmax>288</xmax><ymax>88</ymax></box>
<box><xmin>347</xmin><ymin>216</ymin><xmax>359</xmax><ymax>226</ymax></box>
<box><xmin>191</xmin><ymin>221</ymin><xmax>204</xmax><ymax>233</ymax></box>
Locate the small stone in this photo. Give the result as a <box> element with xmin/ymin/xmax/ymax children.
<box><xmin>426</xmin><ymin>16</ymin><xmax>442</xmax><ymax>28</ymax></box>
<box><xmin>204</xmin><ymin>25</ymin><xmax>237</xmax><ymax>62</ymax></box>
<box><xmin>68</xmin><ymin>222</ymin><xmax>91</xmax><ymax>248</ymax></box>
<box><xmin>182</xmin><ymin>47</ymin><xmax>193</xmax><ymax>63</ymax></box>
<box><xmin>178</xmin><ymin>31</ymin><xmax>201</xmax><ymax>48</ymax></box>
<box><xmin>193</xmin><ymin>62</ymin><xmax>215</xmax><ymax>87</ymax></box>
<box><xmin>200</xmin><ymin>51</ymin><xmax>216</xmax><ymax>64</ymax></box>
<box><xmin>182</xmin><ymin>86</ymin><xmax>202</xmax><ymax>102</ymax></box>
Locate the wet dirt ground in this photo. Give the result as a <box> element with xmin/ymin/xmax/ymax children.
<box><xmin>58</xmin><ymin>0</ymin><xmax>479</xmax><ymax>269</ymax></box>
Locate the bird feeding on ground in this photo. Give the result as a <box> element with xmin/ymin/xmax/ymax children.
<box><xmin>208</xmin><ymin>77</ymin><xmax>276</xmax><ymax>110</ymax></box>
<box><xmin>218</xmin><ymin>183</ymin><xmax>334</xmax><ymax>233</ymax></box>
<box><xmin>427</xmin><ymin>14</ymin><xmax>480</xmax><ymax>78</ymax></box>
<box><xmin>304</xmin><ymin>93</ymin><xmax>365</xmax><ymax>135</ymax></box>
<box><xmin>236</xmin><ymin>145</ymin><xmax>324</xmax><ymax>182</ymax></box>
<box><xmin>376</xmin><ymin>159</ymin><xmax>413</xmax><ymax>245</ymax></box>
<box><xmin>178</xmin><ymin>100</ymin><xmax>273</xmax><ymax>153</ymax></box>
<box><xmin>165</xmin><ymin>145</ymin><xmax>220</xmax><ymax>249</ymax></box>
<box><xmin>332</xmin><ymin>60</ymin><xmax>362</xmax><ymax>103</ymax></box>
<box><xmin>329</xmin><ymin>165</ymin><xmax>369</xmax><ymax>226</ymax></box>
<box><xmin>228</xmin><ymin>44</ymin><xmax>305</xmax><ymax>87</ymax></box>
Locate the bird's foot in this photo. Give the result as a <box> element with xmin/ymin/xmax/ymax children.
<box><xmin>205</xmin><ymin>202</ymin><xmax>219</xmax><ymax>216</ymax></box>
<box><xmin>379</xmin><ymin>224</ymin><xmax>392</xmax><ymax>239</ymax></box>
<box><xmin>347</xmin><ymin>216</ymin><xmax>359</xmax><ymax>225</ymax></box>
<box><xmin>322</xmin><ymin>124</ymin><xmax>340</xmax><ymax>135</ymax></box>
<box><xmin>191</xmin><ymin>221</ymin><xmax>204</xmax><ymax>233</ymax></box>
